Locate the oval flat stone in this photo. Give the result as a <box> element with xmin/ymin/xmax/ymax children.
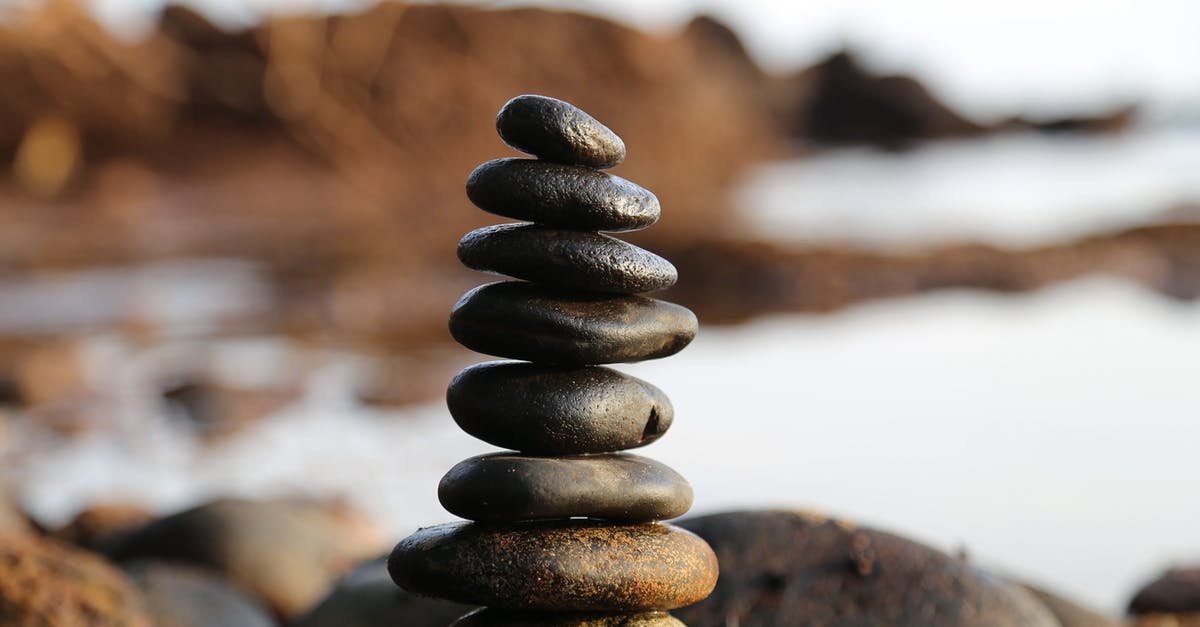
<box><xmin>447</xmin><ymin>361</ymin><xmax>672</xmax><ymax>455</ymax></box>
<box><xmin>449</xmin><ymin>282</ymin><xmax>697</xmax><ymax>365</ymax></box>
<box><xmin>439</xmin><ymin>453</ymin><xmax>692</xmax><ymax>523</ymax></box>
<box><xmin>458</xmin><ymin>224</ymin><xmax>677</xmax><ymax>293</ymax></box>
<box><xmin>453</xmin><ymin>609</ymin><xmax>685</xmax><ymax>626</ymax></box>
<box><xmin>388</xmin><ymin>521</ymin><xmax>717</xmax><ymax>611</ymax></box>
<box><xmin>466</xmin><ymin>159</ymin><xmax>659</xmax><ymax>232</ymax></box>
<box><xmin>496</xmin><ymin>95</ymin><xmax>626</xmax><ymax>169</ymax></box>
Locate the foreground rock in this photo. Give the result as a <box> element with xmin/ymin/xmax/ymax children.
<box><xmin>675</xmin><ymin>510</ymin><xmax>1061</xmax><ymax>627</ymax></box>
<box><xmin>0</xmin><ymin>534</ymin><xmax>151</xmax><ymax>626</ymax></box>
<box><xmin>125</xmin><ymin>561</ymin><xmax>276</xmax><ymax>627</ymax></box>
<box><xmin>293</xmin><ymin>557</ymin><xmax>472</xmax><ymax>627</ymax></box>
<box><xmin>1130</xmin><ymin>568</ymin><xmax>1200</xmax><ymax>619</ymax></box>
<box><xmin>106</xmin><ymin>498</ymin><xmax>383</xmax><ymax>618</ymax></box>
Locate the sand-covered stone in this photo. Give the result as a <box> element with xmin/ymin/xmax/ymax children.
<box><xmin>458</xmin><ymin>224</ymin><xmax>676</xmax><ymax>293</ymax></box>
<box><xmin>439</xmin><ymin>453</ymin><xmax>692</xmax><ymax>523</ymax></box>
<box><xmin>0</xmin><ymin>534</ymin><xmax>152</xmax><ymax>627</ymax></box>
<box><xmin>467</xmin><ymin>159</ymin><xmax>658</xmax><ymax>232</ymax></box>
<box><xmin>496</xmin><ymin>95</ymin><xmax>626</xmax><ymax>169</ymax></box>
<box><xmin>389</xmin><ymin>521</ymin><xmax>717</xmax><ymax>611</ymax></box>
<box><xmin>447</xmin><ymin>362</ymin><xmax>672</xmax><ymax>455</ymax></box>
<box><xmin>453</xmin><ymin>608</ymin><xmax>684</xmax><ymax>626</ymax></box>
<box><xmin>449</xmin><ymin>282</ymin><xmax>696</xmax><ymax>365</ymax></box>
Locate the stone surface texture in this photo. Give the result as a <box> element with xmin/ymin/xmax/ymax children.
<box><xmin>466</xmin><ymin>159</ymin><xmax>659</xmax><ymax>232</ymax></box>
<box><xmin>675</xmin><ymin>510</ymin><xmax>1061</xmax><ymax>627</ymax></box>
<box><xmin>453</xmin><ymin>608</ymin><xmax>685</xmax><ymax>626</ymax></box>
<box><xmin>389</xmin><ymin>521</ymin><xmax>717</xmax><ymax>611</ymax></box>
<box><xmin>458</xmin><ymin>223</ymin><xmax>676</xmax><ymax>293</ymax></box>
<box><xmin>447</xmin><ymin>361</ymin><xmax>673</xmax><ymax>455</ymax></box>
<box><xmin>496</xmin><ymin>95</ymin><xmax>626</xmax><ymax>169</ymax></box>
<box><xmin>449</xmin><ymin>281</ymin><xmax>697</xmax><ymax>365</ymax></box>
<box><xmin>0</xmin><ymin>534</ymin><xmax>152</xmax><ymax>627</ymax></box>
<box><xmin>438</xmin><ymin>453</ymin><xmax>692</xmax><ymax>522</ymax></box>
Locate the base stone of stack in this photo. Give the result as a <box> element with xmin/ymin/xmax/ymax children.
<box><xmin>388</xmin><ymin>521</ymin><xmax>717</xmax><ymax>611</ymax></box>
<box><xmin>453</xmin><ymin>608</ymin><xmax>686</xmax><ymax>626</ymax></box>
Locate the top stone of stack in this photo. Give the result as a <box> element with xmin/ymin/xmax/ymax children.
<box><xmin>497</xmin><ymin>95</ymin><xmax>626</xmax><ymax>169</ymax></box>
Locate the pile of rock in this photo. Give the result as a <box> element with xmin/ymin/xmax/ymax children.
<box><xmin>387</xmin><ymin>95</ymin><xmax>717</xmax><ymax>625</ymax></box>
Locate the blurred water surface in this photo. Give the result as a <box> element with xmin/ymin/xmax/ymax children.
<box><xmin>737</xmin><ymin>126</ymin><xmax>1200</xmax><ymax>248</ymax></box>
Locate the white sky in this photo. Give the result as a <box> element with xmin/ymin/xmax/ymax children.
<box><xmin>89</xmin><ymin>0</ymin><xmax>1200</xmax><ymax>122</ymax></box>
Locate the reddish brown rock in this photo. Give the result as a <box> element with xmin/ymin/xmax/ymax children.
<box><xmin>674</xmin><ymin>510</ymin><xmax>1060</xmax><ymax>627</ymax></box>
<box><xmin>0</xmin><ymin>534</ymin><xmax>152</xmax><ymax>626</ymax></box>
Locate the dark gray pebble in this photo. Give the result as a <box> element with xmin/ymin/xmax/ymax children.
<box><xmin>125</xmin><ymin>561</ymin><xmax>276</xmax><ymax>627</ymax></box>
<box><xmin>458</xmin><ymin>224</ymin><xmax>676</xmax><ymax>294</ymax></box>
<box><xmin>447</xmin><ymin>361</ymin><xmax>672</xmax><ymax>455</ymax></box>
<box><xmin>439</xmin><ymin>453</ymin><xmax>692</xmax><ymax>523</ymax></box>
<box><xmin>294</xmin><ymin>557</ymin><xmax>473</xmax><ymax>627</ymax></box>
<box><xmin>466</xmin><ymin>159</ymin><xmax>658</xmax><ymax>232</ymax></box>
<box><xmin>449</xmin><ymin>282</ymin><xmax>697</xmax><ymax>365</ymax></box>
<box><xmin>388</xmin><ymin>520</ymin><xmax>718</xmax><ymax>611</ymax></box>
<box><xmin>453</xmin><ymin>609</ymin><xmax>684</xmax><ymax>626</ymax></box>
<box><xmin>496</xmin><ymin>95</ymin><xmax>626</xmax><ymax>169</ymax></box>
<box><xmin>674</xmin><ymin>510</ymin><xmax>1059</xmax><ymax>627</ymax></box>
<box><xmin>1129</xmin><ymin>567</ymin><xmax>1200</xmax><ymax>615</ymax></box>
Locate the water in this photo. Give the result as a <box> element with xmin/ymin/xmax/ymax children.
<box><xmin>7</xmin><ymin>278</ymin><xmax>1199</xmax><ymax>613</ymax></box>
<box><xmin>735</xmin><ymin>127</ymin><xmax>1200</xmax><ymax>249</ymax></box>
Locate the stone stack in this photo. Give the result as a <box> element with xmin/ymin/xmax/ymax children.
<box><xmin>388</xmin><ymin>95</ymin><xmax>718</xmax><ymax>626</ymax></box>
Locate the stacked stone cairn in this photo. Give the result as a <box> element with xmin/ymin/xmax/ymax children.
<box><xmin>388</xmin><ymin>95</ymin><xmax>718</xmax><ymax>626</ymax></box>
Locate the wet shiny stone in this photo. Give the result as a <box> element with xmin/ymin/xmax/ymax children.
<box><xmin>458</xmin><ymin>224</ymin><xmax>677</xmax><ymax>293</ymax></box>
<box><xmin>449</xmin><ymin>281</ymin><xmax>697</xmax><ymax>365</ymax></box>
<box><xmin>496</xmin><ymin>95</ymin><xmax>626</xmax><ymax>169</ymax></box>
<box><xmin>447</xmin><ymin>361</ymin><xmax>673</xmax><ymax>455</ymax></box>
<box><xmin>466</xmin><ymin>159</ymin><xmax>659</xmax><ymax>232</ymax></box>
<box><xmin>439</xmin><ymin>453</ymin><xmax>693</xmax><ymax>523</ymax></box>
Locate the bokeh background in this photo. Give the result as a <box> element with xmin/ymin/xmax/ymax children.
<box><xmin>2</xmin><ymin>0</ymin><xmax>1199</xmax><ymax>622</ymax></box>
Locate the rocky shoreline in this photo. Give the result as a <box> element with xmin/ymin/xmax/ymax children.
<box><xmin>4</xmin><ymin>495</ymin><xmax>1198</xmax><ymax>625</ymax></box>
